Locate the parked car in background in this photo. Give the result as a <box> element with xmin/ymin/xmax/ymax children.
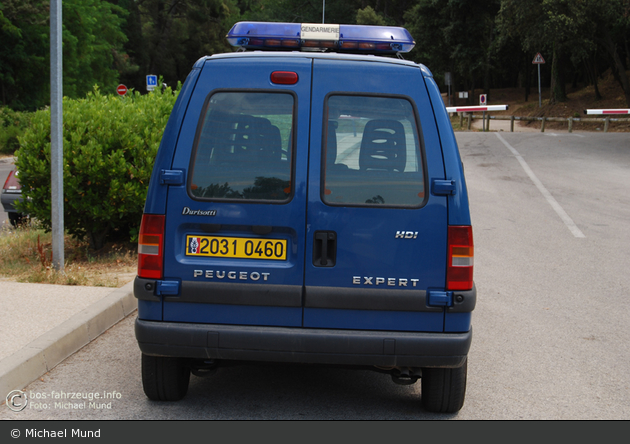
<box><xmin>1</xmin><ymin>170</ymin><xmax>25</xmax><ymax>226</ymax></box>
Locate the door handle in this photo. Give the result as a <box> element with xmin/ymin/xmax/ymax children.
<box><xmin>313</xmin><ymin>231</ymin><xmax>336</xmax><ymax>267</ymax></box>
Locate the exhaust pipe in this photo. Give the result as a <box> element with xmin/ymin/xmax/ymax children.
<box><xmin>391</xmin><ymin>367</ymin><xmax>421</xmax><ymax>385</ymax></box>
<box><xmin>191</xmin><ymin>359</ymin><xmax>219</xmax><ymax>378</ymax></box>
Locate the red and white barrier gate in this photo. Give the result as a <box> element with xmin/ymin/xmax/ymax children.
<box><xmin>446</xmin><ymin>105</ymin><xmax>509</xmax><ymax>113</ymax></box>
<box><xmin>584</xmin><ymin>109</ymin><xmax>630</xmax><ymax>115</ymax></box>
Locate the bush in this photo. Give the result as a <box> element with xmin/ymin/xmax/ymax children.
<box><xmin>15</xmin><ymin>85</ymin><xmax>179</xmax><ymax>249</ymax></box>
<box><xmin>0</xmin><ymin>107</ymin><xmax>31</xmax><ymax>155</ymax></box>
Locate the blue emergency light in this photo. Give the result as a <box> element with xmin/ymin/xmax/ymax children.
<box><xmin>226</xmin><ymin>22</ymin><xmax>415</xmax><ymax>54</ymax></box>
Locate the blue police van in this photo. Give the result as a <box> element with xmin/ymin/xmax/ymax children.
<box><xmin>134</xmin><ymin>22</ymin><xmax>475</xmax><ymax>413</ymax></box>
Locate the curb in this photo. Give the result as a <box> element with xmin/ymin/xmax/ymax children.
<box><xmin>0</xmin><ymin>281</ymin><xmax>137</xmax><ymax>398</ymax></box>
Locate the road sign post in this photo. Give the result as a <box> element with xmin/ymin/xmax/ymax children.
<box><xmin>50</xmin><ymin>0</ymin><xmax>64</xmax><ymax>271</ymax></box>
<box><xmin>532</xmin><ymin>53</ymin><xmax>545</xmax><ymax>108</ymax></box>
<box><xmin>479</xmin><ymin>95</ymin><xmax>488</xmax><ymax>131</ymax></box>
<box><xmin>445</xmin><ymin>72</ymin><xmax>452</xmax><ymax>106</ymax></box>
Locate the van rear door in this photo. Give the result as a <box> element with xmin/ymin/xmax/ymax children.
<box><xmin>160</xmin><ymin>56</ymin><xmax>312</xmax><ymax>327</ymax></box>
<box><xmin>304</xmin><ymin>58</ymin><xmax>449</xmax><ymax>332</ymax></box>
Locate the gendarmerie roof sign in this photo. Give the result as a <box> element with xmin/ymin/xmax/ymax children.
<box><xmin>301</xmin><ymin>23</ymin><xmax>340</xmax><ymax>40</ymax></box>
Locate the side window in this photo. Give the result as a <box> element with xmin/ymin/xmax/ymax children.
<box><xmin>189</xmin><ymin>92</ymin><xmax>294</xmax><ymax>202</ymax></box>
<box><xmin>323</xmin><ymin>95</ymin><xmax>426</xmax><ymax>207</ymax></box>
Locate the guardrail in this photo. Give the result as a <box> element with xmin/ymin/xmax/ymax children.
<box><xmin>448</xmin><ymin>107</ymin><xmax>630</xmax><ymax>132</ymax></box>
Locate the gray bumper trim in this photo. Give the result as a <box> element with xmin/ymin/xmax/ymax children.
<box><xmin>135</xmin><ymin>318</ymin><xmax>472</xmax><ymax>368</ymax></box>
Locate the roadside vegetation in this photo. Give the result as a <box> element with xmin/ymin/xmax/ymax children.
<box><xmin>0</xmin><ymin>221</ymin><xmax>136</xmax><ymax>287</ymax></box>
<box><xmin>15</xmin><ymin>84</ymin><xmax>179</xmax><ymax>250</ymax></box>
<box><xmin>0</xmin><ymin>85</ymin><xmax>176</xmax><ymax>286</ymax></box>
<box><xmin>0</xmin><ymin>107</ymin><xmax>31</xmax><ymax>156</ymax></box>
<box><xmin>448</xmin><ymin>69</ymin><xmax>630</xmax><ymax>132</ymax></box>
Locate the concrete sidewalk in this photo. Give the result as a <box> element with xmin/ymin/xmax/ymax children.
<box><xmin>0</xmin><ymin>280</ymin><xmax>136</xmax><ymax>398</ymax></box>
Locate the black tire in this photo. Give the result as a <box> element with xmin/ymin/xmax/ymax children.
<box><xmin>8</xmin><ymin>212</ymin><xmax>25</xmax><ymax>227</ymax></box>
<box><xmin>141</xmin><ymin>354</ymin><xmax>190</xmax><ymax>401</ymax></box>
<box><xmin>421</xmin><ymin>358</ymin><xmax>467</xmax><ymax>413</ymax></box>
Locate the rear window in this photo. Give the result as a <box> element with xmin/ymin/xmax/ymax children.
<box><xmin>189</xmin><ymin>91</ymin><xmax>294</xmax><ymax>202</ymax></box>
<box><xmin>323</xmin><ymin>95</ymin><xmax>426</xmax><ymax>207</ymax></box>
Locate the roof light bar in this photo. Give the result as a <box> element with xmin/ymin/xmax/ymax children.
<box><xmin>226</xmin><ymin>22</ymin><xmax>415</xmax><ymax>54</ymax></box>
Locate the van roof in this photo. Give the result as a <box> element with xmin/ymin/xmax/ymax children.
<box><xmin>195</xmin><ymin>51</ymin><xmax>434</xmax><ymax>78</ymax></box>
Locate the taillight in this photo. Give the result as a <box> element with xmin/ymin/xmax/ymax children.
<box><xmin>447</xmin><ymin>226</ymin><xmax>474</xmax><ymax>290</ymax></box>
<box><xmin>137</xmin><ymin>214</ymin><xmax>165</xmax><ymax>279</ymax></box>
<box><xmin>3</xmin><ymin>170</ymin><xmax>21</xmax><ymax>191</ymax></box>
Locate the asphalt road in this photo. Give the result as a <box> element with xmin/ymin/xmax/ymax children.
<box><xmin>2</xmin><ymin>132</ymin><xmax>629</xmax><ymax>420</ymax></box>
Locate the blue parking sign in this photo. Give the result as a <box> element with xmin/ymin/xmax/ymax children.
<box><xmin>146</xmin><ymin>75</ymin><xmax>158</xmax><ymax>91</ymax></box>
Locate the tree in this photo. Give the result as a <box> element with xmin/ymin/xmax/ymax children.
<box><xmin>543</xmin><ymin>0</ymin><xmax>588</xmax><ymax>103</ymax></box>
<box><xmin>237</xmin><ymin>0</ymin><xmax>359</xmax><ymax>24</ymax></box>
<box><xmin>405</xmin><ymin>0</ymin><xmax>500</xmax><ymax>103</ymax></box>
<box><xmin>110</xmin><ymin>0</ymin><xmax>147</xmax><ymax>93</ymax></box>
<box><xmin>0</xmin><ymin>0</ymin><xmax>130</xmax><ymax>110</ymax></box>
<box><xmin>587</xmin><ymin>0</ymin><xmax>630</xmax><ymax>107</ymax></box>
<box><xmin>499</xmin><ymin>0</ymin><xmax>564</xmax><ymax>103</ymax></box>
<box><xmin>356</xmin><ymin>6</ymin><xmax>389</xmax><ymax>25</ymax></box>
<box><xmin>131</xmin><ymin>0</ymin><xmax>239</xmax><ymax>90</ymax></box>
<box><xmin>497</xmin><ymin>0</ymin><xmax>628</xmax><ymax>105</ymax></box>
<box><xmin>62</xmin><ymin>0</ymin><xmax>130</xmax><ymax>99</ymax></box>
<box><xmin>0</xmin><ymin>1</ymin><xmax>49</xmax><ymax>110</ymax></box>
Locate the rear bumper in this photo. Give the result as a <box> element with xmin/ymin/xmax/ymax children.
<box><xmin>1</xmin><ymin>191</ymin><xmax>22</xmax><ymax>213</ymax></box>
<box><xmin>135</xmin><ymin>318</ymin><xmax>472</xmax><ymax>368</ymax></box>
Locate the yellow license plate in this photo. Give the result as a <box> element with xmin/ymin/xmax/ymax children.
<box><xmin>185</xmin><ymin>235</ymin><xmax>287</xmax><ymax>261</ymax></box>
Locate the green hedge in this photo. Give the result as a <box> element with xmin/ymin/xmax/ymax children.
<box><xmin>15</xmin><ymin>85</ymin><xmax>179</xmax><ymax>249</ymax></box>
<box><xmin>0</xmin><ymin>107</ymin><xmax>31</xmax><ymax>155</ymax></box>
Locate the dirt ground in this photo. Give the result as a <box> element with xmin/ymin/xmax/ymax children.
<box><xmin>444</xmin><ymin>70</ymin><xmax>630</xmax><ymax>133</ymax></box>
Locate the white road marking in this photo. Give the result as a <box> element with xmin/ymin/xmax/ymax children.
<box><xmin>544</xmin><ymin>132</ymin><xmax>585</xmax><ymax>138</ymax></box>
<box><xmin>495</xmin><ymin>133</ymin><xmax>586</xmax><ymax>238</ymax></box>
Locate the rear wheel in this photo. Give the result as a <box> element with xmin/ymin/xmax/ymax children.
<box><xmin>141</xmin><ymin>354</ymin><xmax>190</xmax><ymax>401</ymax></box>
<box><xmin>421</xmin><ymin>358</ymin><xmax>467</xmax><ymax>413</ymax></box>
<box><xmin>8</xmin><ymin>212</ymin><xmax>25</xmax><ymax>227</ymax></box>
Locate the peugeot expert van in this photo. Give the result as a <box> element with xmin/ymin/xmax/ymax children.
<box><xmin>134</xmin><ymin>22</ymin><xmax>475</xmax><ymax>413</ymax></box>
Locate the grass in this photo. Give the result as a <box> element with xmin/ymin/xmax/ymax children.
<box><xmin>0</xmin><ymin>220</ymin><xmax>137</xmax><ymax>287</ymax></box>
